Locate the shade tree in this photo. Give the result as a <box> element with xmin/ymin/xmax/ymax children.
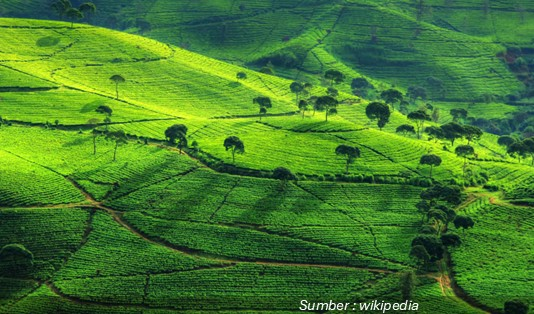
<box><xmin>408</xmin><ymin>110</ymin><xmax>431</xmax><ymax>139</ymax></box>
<box><xmin>419</xmin><ymin>154</ymin><xmax>441</xmax><ymax>179</ymax></box>
<box><xmin>335</xmin><ymin>145</ymin><xmax>361</xmax><ymax>174</ymax></box>
<box><xmin>105</xmin><ymin>130</ymin><xmax>128</xmax><ymax>161</ymax></box>
<box><xmin>224</xmin><ymin>136</ymin><xmax>245</xmax><ymax>163</ymax></box>
<box><xmin>380</xmin><ymin>89</ymin><xmax>403</xmax><ymax>110</ymax></box>
<box><xmin>453</xmin><ymin>215</ymin><xmax>475</xmax><ymax>234</ymax></box>
<box><xmin>440</xmin><ymin>122</ymin><xmax>465</xmax><ymax>146</ymax></box>
<box><xmin>236</xmin><ymin>71</ymin><xmax>247</xmax><ymax>81</ymax></box>
<box><xmin>290</xmin><ymin>82</ymin><xmax>304</xmax><ymax>106</ymax></box>
<box><xmin>324</xmin><ymin>69</ymin><xmax>344</xmax><ymax>86</ymax></box>
<box><xmin>314</xmin><ymin>96</ymin><xmax>338</xmax><ymax>122</ymax></box>
<box><xmin>365</xmin><ymin>102</ymin><xmax>391</xmax><ymax>130</ymax></box>
<box><xmin>396</xmin><ymin>124</ymin><xmax>416</xmax><ymax>136</ymax></box>
<box><xmin>109</xmin><ymin>74</ymin><xmax>125</xmax><ymax>100</ymax></box>
<box><xmin>411</xmin><ymin>234</ymin><xmax>444</xmax><ymax>262</ymax></box>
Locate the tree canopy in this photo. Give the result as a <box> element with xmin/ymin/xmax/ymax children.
<box><xmin>335</xmin><ymin>145</ymin><xmax>361</xmax><ymax>174</ymax></box>
<box><xmin>314</xmin><ymin>96</ymin><xmax>338</xmax><ymax>122</ymax></box>
<box><xmin>365</xmin><ymin>102</ymin><xmax>391</xmax><ymax>130</ymax></box>
<box><xmin>408</xmin><ymin>110</ymin><xmax>431</xmax><ymax>139</ymax></box>
<box><xmin>419</xmin><ymin>154</ymin><xmax>442</xmax><ymax>179</ymax></box>
<box><xmin>224</xmin><ymin>136</ymin><xmax>245</xmax><ymax>163</ymax></box>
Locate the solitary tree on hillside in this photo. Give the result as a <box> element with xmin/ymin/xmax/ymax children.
<box><xmin>51</xmin><ymin>0</ymin><xmax>72</xmax><ymax>18</ymax></box>
<box><xmin>419</xmin><ymin>154</ymin><xmax>441</xmax><ymax>179</ymax></box>
<box><xmin>272</xmin><ymin>167</ymin><xmax>296</xmax><ymax>190</ymax></box>
<box><xmin>380</xmin><ymin>89</ymin><xmax>403</xmax><ymax>111</ymax></box>
<box><xmin>396</xmin><ymin>124</ymin><xmax>416</xmax><ymax>136</ymax></box>
<box><xmin>455</xmin><ymin>144</ymin><xmax>475</xmax><ymax>175</ymax></box>
<box><xmin>91</xmin><ymin>128</ymin><xmax>100</xmax><ymax>155</ymax></box>
<box><xmin>441</xmin><ymin>122</ymin><xmax>465</xmax><ymax>146</ymax></box>
<box><xmin>507</xmin><ymin>141</ymin><xmax>528</xmax><ymax>163</ymax></box>
<box><xmin>0</xmin><ymin>244</ymin><xmax>34</xmax><ymax>277</ymax></box>
<box><xmin>324</xmin><ymin>69</ymin><xmax>344</xmax><ymax>86</ymax></box>
<box><xmin>462</xmin><ymin>125</ymin><xmax>483</xmax><ymax>145</ymax></box>
<box><xmin>109</xmin><ymin>75</ymin><xmax>125</xmax><ymax>100</ymax></box>
<box><xmin>79</xmin><ymin>2</ymin><xmax>96</xmax><ymax>22</ymax></box>
<box><xmin>65</xmin><ymin>7</ymin><xmax>83</xmax><ymax>28</ymax></box>
<box><xmin>165</xmin><ymin>124</ymin><xmax>188</xmax><ymax>152</ymax></box>
<box><xmin>105</xmin><ymin>130</ymin><xmax>128</xmax><ymax>161</ymax></box>
<box><xmin>335</xmin><ymin>144</ymin><xmax>361</xmax><ymax>174</ymax></box>
<box><xmin>408</xmin><ymin>110</ymin><xmax>431</xmax><ymax>139</ymax></box>
<box><xmin>289</xmin><ymin>82</ymin><xmax>304</xmax><ymax>106</ymax></box>
<box><xmin>298</xmin><ymin>99</ymin><xmax>309</xmax><ymax>119</ymax></box>
<box><xmin>253</xmin><ymin>96</ymin><xmax>272</xmax><ymax>120</ymax></box>
<box><xmin>236</xmin><ymin>71</ymin><xmax>247</xmax><ymax>82</ymax></box>
<box><xmin>365</xmin><ymin>102</ymin><xmax>391</xmax><ymax>130</ymax></box>
<box><xmin>314</xmin><ymin>95</ymin><xmax>338</xmax><ymax>122</ymax></box>
<box><xmin>425</xmin><ymin>126</ymin><xmax>443</xmax><ymax>142</ymax></box>
<box><xmin>224</xmin><ymin>136</ymin><xmax>244</xmax><ymax>163</ymax></box>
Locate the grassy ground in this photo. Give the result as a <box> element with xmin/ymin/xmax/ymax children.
<box><xmin>0</xmin><ymin>16</ymin><xmax>532</xmax><ymax>313</ymax></box>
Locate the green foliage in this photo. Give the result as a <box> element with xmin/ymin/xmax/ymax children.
<box><xmin>0</xmin><ymin>244</ymin><xmax>34</xmax><ymax>277</ymax></box>
<box><xmin>365</xmin><ymin>102</ymin><xmax>391</xmax><ymax>130</ymax></box>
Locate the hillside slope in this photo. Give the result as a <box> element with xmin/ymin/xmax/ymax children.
<box><xmin>1</xmin><ymin>0</ymin><xmax>532</xmax><ymax>102</ymax></box>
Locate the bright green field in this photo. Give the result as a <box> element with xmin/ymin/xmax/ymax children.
<box><xmin>0</xmin><ymin>12</ymin><xmax>532</xmax><ymax>314</ymax></box>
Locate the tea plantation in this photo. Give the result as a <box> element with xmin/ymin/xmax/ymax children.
<box><xmin>0</xmin><ymin>5</ymin><xmax>532</xmax><ymax>313</ymax></box>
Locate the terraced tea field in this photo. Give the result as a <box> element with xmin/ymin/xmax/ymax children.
<box><xmin>0</xmin><ymin>11</ymin><xmax>532</xmax><ymax>314</ymax></box>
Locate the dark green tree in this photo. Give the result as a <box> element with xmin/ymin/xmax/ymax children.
<box><xmin>455</xmin><ymin>144</ymin><xmax>475</xmax><ymax>175</ymax></box>
<box><xmin>290</xmin><ymin>82</ymin><xmax>304</xmax><ymax>106</ymax></box>
<box><xmin>365</xmin><ymin>102</ymin><xmax>391</xmax><ymax>130</ymax></box>
<box><xmin>396</xmin><ymin>124</ymin><xmax>416</xmax><ymax>136</ymax></box>
<box><xmin>441</xmin><ymin>122</ymin><xmax>465</xmax><ymax>146</ymax></box>
<box><xmin>420</xmin><ymin>184</ymin><xmax>462</xmax><ymax>205</ymax></box>
<box><xmin>272</xmin><ymin>167</ymin><xmax>296</xmax><ymax>190</ymax></box>
<box><xmin>224</xmin><ymin>136</ymin><xmax>244</xmax><ymax>163</ymax></box>
<box><xmin>409</xmin><ymin>245</ymin><xmax>430</xmax><ymax>269</ymax></box>
<box><xmin>335</xmin><ymin>145</ymin><xmax>361</xmax><ymax>174</ymax></box>
<box><xmin>253</xmin><ymin>96</ymin><xmax>272</xmax><ymax>120</ymax></box>
<box><xmin>497</xmin><ymin>135</ymin><xmax>516</xmax><ymax>148</ymax></box>
<box><xmin>453</xmin><ymin>215</ymin><xmax>475</xmax><ymax>234</ymax></box>
<box><xmin>408</xmin><ymin>110</ymin><xmax>431</xmax><ymax>139</ymax></box>
<box><xmin>79</xmin><ymin>2</ymin><xmax>96</xmax><ymax>22</ymax></box>
<box><xmin>450</xmin><ymin>108</ymin><xmax>468</xmax><ymax>123</ymax></box>
<box><xmin>425</xmin><ymin>126</ymin><xmax>443</xmax><ymax>142</ymax></box>
<box><xmin>419</xmin><ymin>154</ymin><xmax>441</xmax><ymax>179</ymax></box>
<box><xmin>236</xmin><ymin>71</ymin><xmax>247</xmax><ymax>82</ymax></box>
<box><xmin>407</xmin><ymin>86</ymin><xmax>427</xmax><ymax>103</ymax></box>
<box><xmin>298</xmin><ymin>99</ymin><xmax>309</xmax><ymax>119</ymax></box>
<box><xmin>415</xmin><ymin>200</ymin><xmax>431</xmax><ymax>223</ymax></box>
<box><xmin>507</xmin><ymin>141</ymin><xmax>528</xmax><ymax>163</ymax></box>
<box><xmin>164</xmin><ymin>124</ymin><xmax>188</xmax><ymax>147</ymax></box>
<box><xmin>51</xmin><ymin>0</ymin><xmax>72</xmax><ymax>18</ymax></box>
<box><xmin>522</xmin><ymin>137</ymin><xmax>534</xmax><ymax>165</ymax></box>
<box><xmin>65</xmin><ymin>7</ymin><xmax>83</xmax><ymax>28</ymax></box>
<box><xmin>105</xmin><ymin>130</ymin><xmax>127</xmax><ymax>161</ymax></box>
<box><xmin>411</xmin><ymin>234</ymin><xmax>444</xmax><ymax>262</ymax></box>
<box><xmin>462</xmin><ymin>125</ymin><xmax>483</xmax><ymax>145</ymax></box>
<box><xmin>324</xmin><ymin>69</ymin><xmax>344</xmax><ymax>86</ymax></box>
<box><xmin>441</xmin><ymin>234</ymin><xmax>462</xmax><ymax>247</ymax></box>
<box><xmin>314</xmin><ymin>96</ymin><xmax>338</xmax><ymax>122</ymax></box>
<box><xmin>109</xmin><ymin>74</ymin><xmax>125</xmax><ymax>100</ymax></box>
<box><xmin>380</xmin><ymin>89</ymin><xmax>403</xmax><ymax>110</ymax></box>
